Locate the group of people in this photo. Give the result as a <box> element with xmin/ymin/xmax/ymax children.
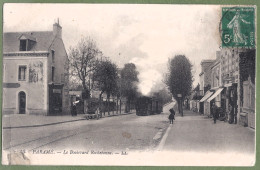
<box><xmin>211</xmin><ymin>101</ymin><xmax>236</xmax><ymax>124</ymax></box>
<box><xmin>168</xmin><ymin>102</ymin><xmax>236</xmax><ymax>125</ymax></box>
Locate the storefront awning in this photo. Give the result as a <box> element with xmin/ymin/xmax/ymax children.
<box><xmin>207</xmin><ymin>88</ymin><xmax>224</xmax><ymax>102</ymax></box>
<box><xmin>199</xmin><ymin>91</ymin><xmax>213</xmax><ymax>102</ymax></box>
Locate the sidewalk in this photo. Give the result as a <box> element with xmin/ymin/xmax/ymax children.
<box><xmin>160</xmin><ymin>109</ymin><xmax>255</xmax><ymax>165</ymax></box>
<box><xmin>175</xmin><ymin>109</ymin><xmax>201</xmax><ymax>117</ymax></box>
<box><xmin>2</xmin><ymin>111</ymin><xmax>135</xmax><ymax>129</ymax></box>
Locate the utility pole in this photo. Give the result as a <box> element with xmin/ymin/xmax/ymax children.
<box><xmin>177</xmin><ymin>94</ymin><xmax>183</xmax><ymax>116</ymax></box>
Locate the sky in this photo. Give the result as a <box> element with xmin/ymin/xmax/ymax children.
<box><xmin>4</xmin><ymin>4</ymin><xmax>222</xmax><ymax>95</ymax></box>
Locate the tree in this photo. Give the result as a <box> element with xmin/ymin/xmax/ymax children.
<box><xmin>93</xmin><ymin>59</ymin><xmax>119</xmax><ymax>115</ymax></box>
<box><xmin>120</xmin><ymin>63</ymin><xmax>139</xmax><ymax>112</ymax></box>
<box><xmin>165</xmin><ymin>55</ymin><xmax>193</xmax><ymax>116</ymax></box>
<box><xmin>68</xmin><ymin>36</ymin><xmax>101</xmax><ymax>98</ymax></box>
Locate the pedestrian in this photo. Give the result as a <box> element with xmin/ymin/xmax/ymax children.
<box><xmin>71</xmin><ymin>101</ymin><xmax>78</xmax><ymax>116</ymax></box>
<box><xmin>228</xmin><ymin>104</ymin><xmax>234</xmax><ymax>124</ymax></box>
<box><xmin>211</xmin><ymin>102</ymin><xmax>218</xmax><ymax>124</ymax></box>
<box><xmin>169</xmin><ymin>108</ymin><xmax>175</xmax><ymax>124</ymax></box>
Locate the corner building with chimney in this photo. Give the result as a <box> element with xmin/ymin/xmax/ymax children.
<box><xmin>2</xmin><ymin>21</ymin><xmax>70</xmax><ymax>115</ymax></box>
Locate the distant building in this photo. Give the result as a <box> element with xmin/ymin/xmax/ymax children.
<box><xmin>203</xmin><ymin>56</ymin><xmax>223</xmax><ymax>117</ymax></box>
<box><xmin>199</xmin><ymin>60</ymin><xmax>215</xmax><ymax>95</ymax></box>
<box><xmin>199</xmin><ymin>60</ymin><xmax>215</xmax><ymax>114</ymax></box>
<box><xmin>3</xmin><ymin>21</ymin><xmax>70</xmax><ymax>115</ymax></box>
<box><xmin>200</xmin><ymin>55</ymin><xmax>224</xmax><ymax>119</ymax></box>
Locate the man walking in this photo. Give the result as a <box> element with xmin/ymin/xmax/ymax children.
<box><xmin>212</xmin><ymin>102</ymin><xmax>218</xmax><ymax>124</ymax></box>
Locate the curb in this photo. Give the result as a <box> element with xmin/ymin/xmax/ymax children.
<box><xmin>101</xmin><ymin>111</ymin><xmax>135</xmax><ymax>118</ymax></box>
<box><xmin>3</xmin><ymin>112</ymin><xmax>135</xmax><ymax>129</ymax></box>
<box><xmin>3</xmin><ymin>118</ymin><xmax>87</xmax><ymax>129</ymax></box>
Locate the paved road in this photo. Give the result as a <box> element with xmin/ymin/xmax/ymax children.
<box><xmin>2</xmin><ymin>101</ymin><xmax>255</xmax><ymax>166</ymax></box>
<box><xmin>3</xmin><ymin>105</ymin><xmax>172</xmax><ymax>152</ymax></box>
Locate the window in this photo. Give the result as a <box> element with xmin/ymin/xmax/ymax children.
<box><xmin>51</xmin><ymin>50</ymin><xmax>55</xmax><ymax>63</ymax></box>
<box><xmin>18</xmin><ymin>66</ymin><xmax>27</xmax><ymax>81</ymax></box>
<box><xmin>19</xmin><ymin>39</ymin><xmax>35</xmax><ymax>51</ymax></box>
<box><xmin>20</xmin><ymin>40</ymin><xmax>27</xmax><ymax>51</ymax></box>
<box><xmin>19</xmin><ymin>37</ymin><xmax>36</xmax><ymax>51</ymax></box>
<box><xmin>52</xmin><ymin>67</ymin><xmax>55</xmax><ymax>82</ymax></box>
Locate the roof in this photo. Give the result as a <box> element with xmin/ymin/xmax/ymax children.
<box><xmin>19</xmin><ymin>34</ymin><xmax>37</xmax><ymax>41</ymax></box>
<box><xmin>210</xmin><ymin>60</ymin><xmax>221</xmax><ymax>69</ymax></box>
<box><xmin>3</xmin><ymin>31</ymin><xmax>54</xmax><ymax>52</ymax></box>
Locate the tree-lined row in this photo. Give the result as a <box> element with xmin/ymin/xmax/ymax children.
<box><xmin>68</xmin><ymin>36</ymin><xmax>139</xmax><ymax>113</ymax></box>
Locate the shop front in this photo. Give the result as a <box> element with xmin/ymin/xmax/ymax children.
<box><xmin>222</xmin><ymin>83</ymin><xmax>238</xmax><ymax>124</ymax></box>
<box><xmin>199</xmin><ymin>91</ymin><xmax>213</xmax><ymax>117</ymax></box>
<box><xmin>206</xmin><ymin>88</ymin><xmax>224</xmax><ymax>118</ymax></box>
<box><xmin>49</xmin><ymin>84</ymin><xmax>64</xmax><ymax>115</ymax></box>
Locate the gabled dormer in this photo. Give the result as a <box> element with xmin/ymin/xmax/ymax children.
<box><xmin>19</xmin><ymin>34</ymin><xmax>36</xmax><ymax>51</ymax></box>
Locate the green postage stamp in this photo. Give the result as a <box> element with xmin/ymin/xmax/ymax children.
<box><xmin>222</xmin><ymin>7</ymin><xmax>255</xmax><ymax>48</ymax></box>
<box><xmin>2</xmin><ymin>3</ymin><xmax>257</xmax><ymax>167</ymax></box>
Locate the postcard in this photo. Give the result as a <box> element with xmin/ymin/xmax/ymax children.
<box><xmin>2</xmin><ymin>3</ymin><xmax>256</xmax><ymax>166</ymax></box>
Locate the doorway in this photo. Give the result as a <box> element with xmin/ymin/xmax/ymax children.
<box><xmin>18</xmin><ymin>91</ymin><xmax>26</xmax><ymax>114</ymax></box>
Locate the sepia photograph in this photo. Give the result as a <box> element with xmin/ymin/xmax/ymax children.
<box><xmin>1</xmin><ymin>3</ymin><xmax>256</xmax><ymax>166</ymax></box>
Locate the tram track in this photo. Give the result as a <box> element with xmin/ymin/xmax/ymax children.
<box><xmin>3</xmin><ymin>125</ymin><xmax>96</xmax><ymax>152</ymax></box>
<box><xmin>3</xmin><ymin>112</ymin><xmax>171</xmax><ymax>153</ymax></box>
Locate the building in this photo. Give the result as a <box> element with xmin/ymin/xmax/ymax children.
<box><xmin>218</xmin><ymin>48</ymin><xmax>252</xmax><ymax>124</ymax></box>
<box><xmin>200</xmin><ymin>55</ymin><xmax>223</xmax><ymax>117</ymax></box>
<box><xmin>199</xmin><ymin>60</ymin><xmax>215</xmax><ymax>114</ymax></box>
<box><xmin>203</xmin><ymin>49</ymin><xmax>241</xmax><ymax>120</ymax></box>
<box><xmin>220</xmin><ymin>48</ymin><xmax>240</xmax><ymax>84</ymax></box>
<box><xmin>210</xmin><ymin>48</ymin><xmax>254</xmax><ymax>127</ymax></box>
<box><xmin>199</xmin><ymin>48</ymin><xmax>255</xmax><ymax>128</ymax></box>
<box><xmin>239</xmin><ymin>49</ymin><xmax>256</xmax><ymax>129</ymax></box>
<box><xmin>205</xmin><ymin>54</ymin><xmax>224</xmax><ymax>117</ymax></box>
<box><xmin>199</xmin><ymin>60</ymin><xmax>215</xmax><ymax>94</ymax></box>
<box><xmin>2</xmin><ymin>21</ymin><xmax>70</xmax><ymax>115</ymax></box>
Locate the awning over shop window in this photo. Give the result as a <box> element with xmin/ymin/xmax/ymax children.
<box><xmin>207</xmin><ymin>88</ymin><xmax>224</xmax><ymax>102</ymax></box>
<box><xmin>199</xmin><ymin>91</ymin><xmax>213</xmax><ymax>102</ymax></box>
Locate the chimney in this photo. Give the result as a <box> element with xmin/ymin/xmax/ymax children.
<box><xmin>53</xmin><ymin>19</ymin><xmax>62</xmax><ymax>38</ymax></box>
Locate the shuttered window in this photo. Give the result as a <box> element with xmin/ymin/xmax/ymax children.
<box><xmin>18</xmin><ymin>66</ymin><xmax>27</xmax><ymax>81</ymax></box>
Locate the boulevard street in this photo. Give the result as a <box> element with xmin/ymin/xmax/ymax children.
<box><xmin>3</xmin><ymin>105</ymin><xmax>171</xmax><ymax>152</ymax></box>
<box><xmin>3</xmin><ymin>102</ymin><xmax>254</xmax><ymax>158</ymax></box>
